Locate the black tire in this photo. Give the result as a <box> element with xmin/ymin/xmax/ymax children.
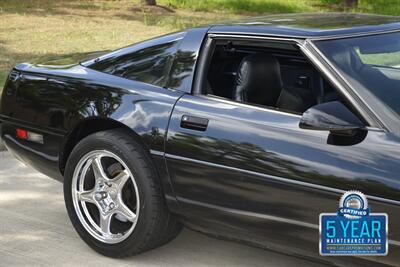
<box><xmin>64</xmin><ymin>129</ymin><xmax>182</xmax><ymax>258</ymax></box>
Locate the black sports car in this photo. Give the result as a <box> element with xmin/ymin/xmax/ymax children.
<box><xmin>1</xmin><ymin>13</ymin><xmax>400</xmax><ymax>266</ymax></box>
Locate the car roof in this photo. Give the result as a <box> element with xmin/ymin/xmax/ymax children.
<box><xmin>208</xmin><ymin>13</ymin><xmax>400</xmax><ymax>39</ymax></box>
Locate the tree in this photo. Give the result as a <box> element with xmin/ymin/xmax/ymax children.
<box><xmin>142</xmin><ymin>0</ymin><xmax>156</xmax><ymax>5</ymax></box>
<box><xmin>344</xmin><ymin>0</ymin><xmax>358</xmax><ymax>8</ymax></box>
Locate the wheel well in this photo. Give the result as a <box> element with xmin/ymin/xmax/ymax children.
<box><xmin>59</xmin><ymin>118</ymin><xmax>143</xmax><ymax>175</ymax></box>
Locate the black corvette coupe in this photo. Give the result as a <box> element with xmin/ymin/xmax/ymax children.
<box><xmin>1</xmin><ymin>13</ymin><xmax>400</xmax><ymax>266</ymax></box>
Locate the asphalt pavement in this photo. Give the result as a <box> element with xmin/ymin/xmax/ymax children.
<box><xmin>0</xmin><ymin>150</ymin><xmax>324</xmax><ymax>267</ymax></box>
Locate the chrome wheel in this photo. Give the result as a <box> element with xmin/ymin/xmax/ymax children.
<box><xmin>71</xmin><ymin>150</ymin><xmax>139</xmax><ymax>244</ymax></box>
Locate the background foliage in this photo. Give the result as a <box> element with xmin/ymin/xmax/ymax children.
<box><xmin>1</xmin><ymin>0</ymin><xmax>400</xmax><ymax>87</ymax></box>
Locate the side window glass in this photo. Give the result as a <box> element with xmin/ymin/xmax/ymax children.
<box><xmin>204</xmin><ymin>40</ymin><xmax>344</xmax><ymax>115</ymax></box>
<box><xmin>89</xmin><ymin>32</ymin><xmax>185</xmax><ymax>87</ymax></box>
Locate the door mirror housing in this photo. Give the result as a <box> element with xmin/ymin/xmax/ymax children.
<box><xmin>299</xmin><ymin>101</ymin><xmax>365</xmax><ymax>134</ymax></box>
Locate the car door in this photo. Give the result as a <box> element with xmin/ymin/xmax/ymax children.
<box><xmin>164</xmin><ymin>37</ymin><xmax>400</xmax><ymax>264</ymax></box>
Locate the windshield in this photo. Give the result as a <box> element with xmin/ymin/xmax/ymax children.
<box><xmin>315</xmin><ymin>32</ymin><xmax>400</xmax><ymax>129</ymax></box>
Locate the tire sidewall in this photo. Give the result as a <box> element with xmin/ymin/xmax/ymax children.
<box><xmin>64</xmin><ymin>131</ymin><xmax>157</xmax><ymax>256</ymax></box>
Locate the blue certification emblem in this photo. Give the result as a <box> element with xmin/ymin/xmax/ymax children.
<box><xmin>320</xmin><ymin>191</ymin><xmax>388</xmax><ymax>256</ymax></box>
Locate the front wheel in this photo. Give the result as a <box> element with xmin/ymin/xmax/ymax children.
<box><xmin>64</xmin><ymin>129</ymin><xmax>182</xmax><ymax>258</ymax></box>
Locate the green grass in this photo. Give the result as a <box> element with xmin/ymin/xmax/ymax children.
<box><xmin>157</xmin><ymin>0</ymin><xmax>316</xmax><ymax>14</ymax></box>
<box><xmin>159</xmin><ymin>0</ymin><xmax>400</xmax><ymax>15</ymax></box>
<box><xmin>354</xmin><ymin>0</ymin><xmax>400</xmax><ymax>16</ymax></box>
<box><xmin>1</xmin><ymin>0</ymin><xmax>400</xmax><ymax>90</ymax></box>
<box><xmin>0</xmin><ymin>0</ymin><xmax>234</xmax><ymax>91</ymax></box>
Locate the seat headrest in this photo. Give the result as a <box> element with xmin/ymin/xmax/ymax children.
<box><xmin>233</xmin><ymin>54</ymin><xmax>283</xmax><ymax>107</ymax></box>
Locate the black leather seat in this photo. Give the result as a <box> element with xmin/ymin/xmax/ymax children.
<box><xmin>233</xmin><ymin>54</ymin><xmax>283</xmax><ymax>107</ymax></box>
<box><xmin>233</xmin><ymin>54</ymin><xmax>309</xmax><ymax>113</ymax></box>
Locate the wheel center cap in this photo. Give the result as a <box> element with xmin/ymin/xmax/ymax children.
<box><xmin>95</xmin><ymin>192</ymin><xmax>107</xmax><ymax>201</ymax></box>
<box><xmin>95</xmin><ymin>190</ymin><xmax>116</xmax><ymax>214</ymax></box>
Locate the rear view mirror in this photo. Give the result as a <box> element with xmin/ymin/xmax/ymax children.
<box><xmin>299</xmin><ymin>101</ymin><xmax>365</xmax><ymax>134</ymax></box>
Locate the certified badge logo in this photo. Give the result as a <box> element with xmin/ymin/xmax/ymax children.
<box><xmin>320</xmin><ymin>191</ymin><xmax>388</xmax><ymax>256</ymax></box>
<box><xmin>338</xmin><ymin>191</ymin><xmax>369</xmax><ymax>219</ymax></box>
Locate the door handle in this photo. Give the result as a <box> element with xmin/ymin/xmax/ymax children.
<box><xmin>180</xmin><ymin>115</ymin><xmax>209</xmax><ymax>131</ymax></box>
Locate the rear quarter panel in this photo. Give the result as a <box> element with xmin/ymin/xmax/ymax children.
<box><xmin>0</xmin><ymin>65</ymin><xmax>184</xmax><ymax>185</ymax></box>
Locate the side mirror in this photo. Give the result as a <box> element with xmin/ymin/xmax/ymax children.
<box><xmin>299</xmin><ymin>101</ymin><xmax>365</xmax><ymax>134</ymax></box>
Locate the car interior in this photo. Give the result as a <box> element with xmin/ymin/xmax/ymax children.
<box><xmin>204</xmin><ymin>41</ymin><xmax>342</xmax><ymax>115</ymax></box>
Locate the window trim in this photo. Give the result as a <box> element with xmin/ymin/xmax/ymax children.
<box><xmin>193</xmin><ymin>33</ymin><xmax>382</xmax><ymax>130</ymax></box>
<box><xmin>199</xmin><ymin>93</ymin><xmax>303</xmax><ymax>118</ymax></box>
<box><xmin>303</xmin><ymin>40</ymin><xmax>383</xmax><ymax>130</ymax></box>
<box><xmin>305</xmin><ymin>38</ymin><xmax>390</xmax><ymax>131</ymax></box>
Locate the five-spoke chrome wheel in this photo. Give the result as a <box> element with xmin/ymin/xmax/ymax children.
<box><xmin>71</xmin><ymin>150</ymin><xmax>140</xmax><ymax>244</ymax></box>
